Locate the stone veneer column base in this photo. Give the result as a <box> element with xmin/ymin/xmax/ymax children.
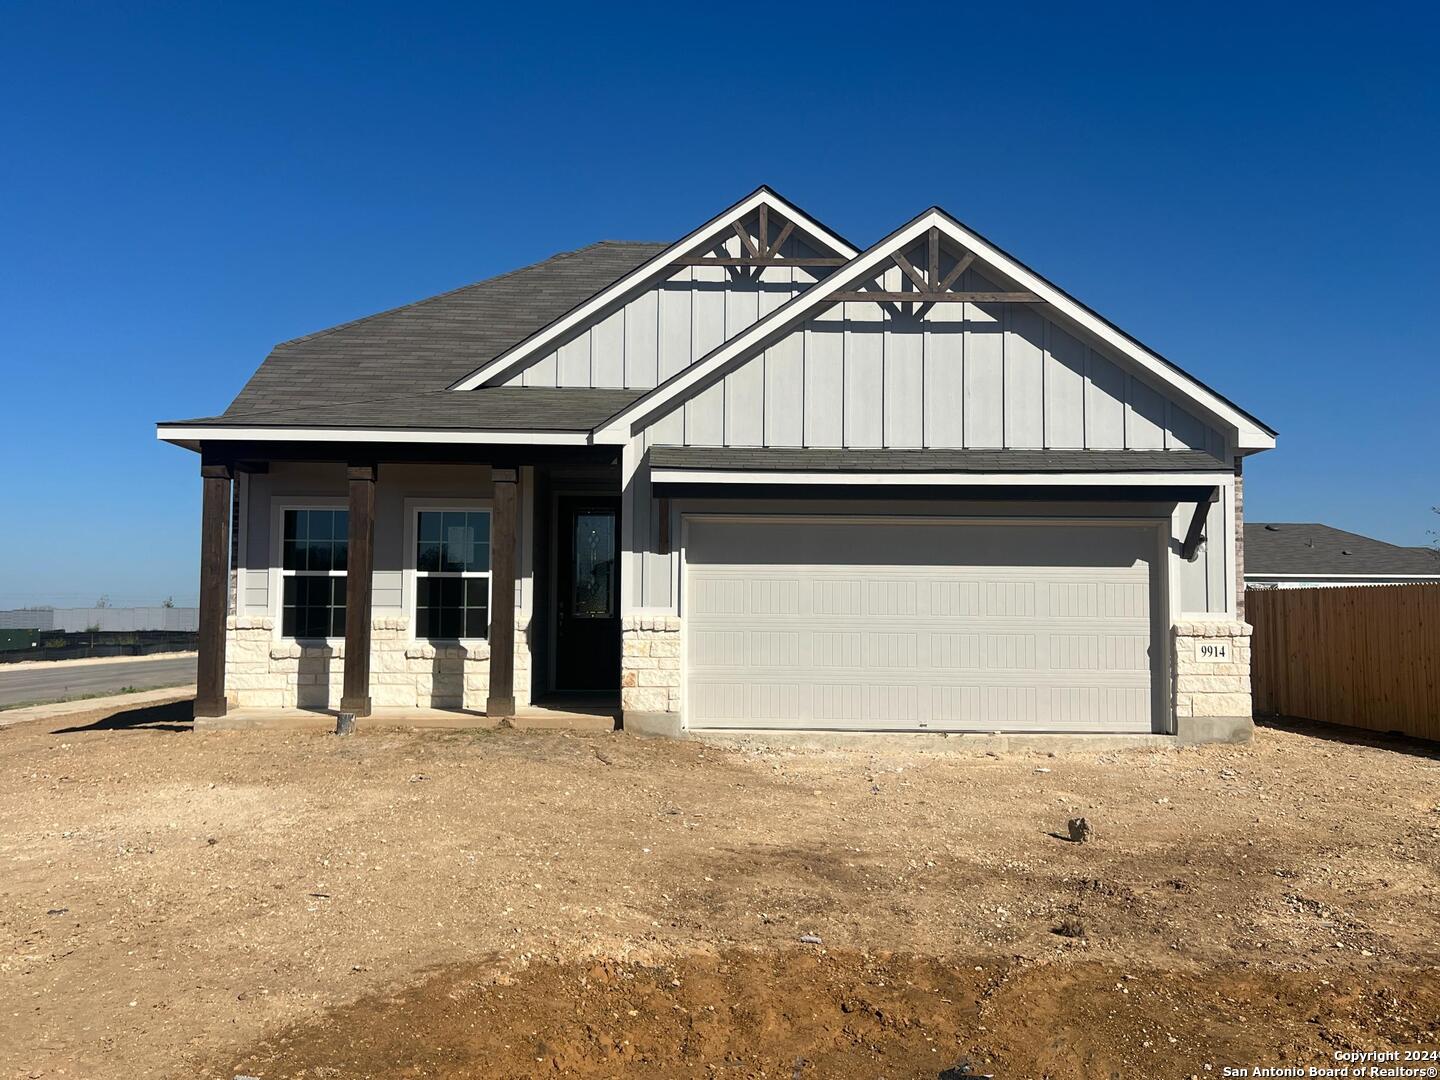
<box><xmin>1172</xmin><ymin>619</ymin><xmax>1253</xmax><ymax>745</ymax></box>
<box><xmin>224</xmin><ymin>615</ymin><xmax>531</xmax><ymax>712</ymax></box>
<box><xmin>621</xmin><ymin>615</ymin><xmax>681</xmax><ymax>732</ymax></box>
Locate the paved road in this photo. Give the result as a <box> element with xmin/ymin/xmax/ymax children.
<box><xmin>0</xmin><ymin>656</ymin><xmax>197</xmax><ymax>707</ymax></box>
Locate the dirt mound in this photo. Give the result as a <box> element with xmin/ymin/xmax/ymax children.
<box><xmin>221</xmin><ymin>950</ymin><xmax>1440</xmax><ymax>1079</ymax></box>
<box><xmin>5</xmin><ymin>720</ymin><xmax>1439</xmax><ymax>1078</ymax></box>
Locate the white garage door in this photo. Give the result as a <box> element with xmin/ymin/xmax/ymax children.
<box><xmin>684</xmin><ymin>518</ymin><xmax>1161</xmax><ymax>733</ymax></box>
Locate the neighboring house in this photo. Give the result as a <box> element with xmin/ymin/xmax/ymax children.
<box><xmin>157</xmin><ymin>187</ymin><xmax>1275</xmax><ymax>742</ymax></box>
<box><xmin>1245</xmin><ymin>523</ymin><xmax>1440</xmax><ymax>588</ymax></box>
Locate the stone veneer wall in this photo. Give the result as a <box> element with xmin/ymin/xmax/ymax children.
<box><xmin>620</xmin><ymin>615</ymin><xmax>682</xmax><ymax>716</ymax></box>
<box><xmin>1172</xmin><ymin>619</ymin><xmax>1252</xmax><ymax>722</ymax></box>
<box><xmin>225</xmin><ymin>615</ymin><xmax>530</xmax><ymax>712</ymax></box>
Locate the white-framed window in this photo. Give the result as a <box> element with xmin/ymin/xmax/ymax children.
<box><xmin>411</xmin><ymin>506</ymin><xmax>491</xmax><ymax>639</ymax></box>
<box><xmin>279</xmin><ymin>506</ymin><xmax>348</xmax><ymax>639</ymax></box>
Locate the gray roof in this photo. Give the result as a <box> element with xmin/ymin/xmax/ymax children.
<box><xmin>170</xmin><ymin>388</ymin><xmax>645</xmax><ymax>432</ymax></box>
<box><xmin>647</xmin><ymin>447</ymin><xmax>1227</xmax><ymax>473</ymax></box>
<box><xmin>1245</xmin><ymin>523</ymin><xmax>1440</xmax><ymax>577</ymax></box>
<box><xmin>216</xmin><ymin>240</ymin><xmax>666</xmax><ymax>422</ymax></box>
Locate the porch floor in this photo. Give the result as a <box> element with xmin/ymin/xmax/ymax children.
<box><xmin>196</xmin><ymin>700</ymin><xmax>618</xmax><ymax>733</ymax></box>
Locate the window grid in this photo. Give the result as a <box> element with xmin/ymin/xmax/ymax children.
<box><xmin>280</xmin><ymin>508</ymin><xmax>348</xmax><ymax>639</ymax></box>
<box><xmin>414</xmin><ymin>509</ymin><xmax>491</xmax><ymax>640</ymax></box>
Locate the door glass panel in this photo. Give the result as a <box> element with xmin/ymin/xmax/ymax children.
<box><xmin>572</xmin><ymin>510</ymin><xmax>616</xmax><ymax>618</ymax></box>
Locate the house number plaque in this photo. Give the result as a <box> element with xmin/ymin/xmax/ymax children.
<box><xmin>1195</xmin><ymin>641</ymin><xmax>1231</xmax><ymax>663</ymax></box>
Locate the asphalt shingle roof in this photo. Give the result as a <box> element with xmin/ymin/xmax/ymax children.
<box><xmin>647</xmin><ymin>447</ymin><xmax>1227</xmax><ymax>473</ymax></box>
<box><xmin>1245</xmin><ymin>523</ymin><xmax>1440</xmax><ymax>577</ymax></box>
<box><xmin>218</xmin><ymin>240</ymin><xmax>666</xmax><ymax>422</ymax></box>
<box><xmin>173</xmin><ymin>388</ymin><xmax>644</xmax><ymax>432</ymax></box>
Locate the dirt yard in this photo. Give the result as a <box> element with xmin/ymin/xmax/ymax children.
<box><xmin>2</xmin><ymin>702</ymin><xmax>1438</xmax><ymax>1079</ymax></box>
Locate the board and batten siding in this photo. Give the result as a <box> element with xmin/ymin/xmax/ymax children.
<box><xmin>637</xmin><ymin>266</ymin><xmax>1223</xmax><ymax>455</ymax></box>
<box><xmin>502</xmin><ymin>228</ymin><xmax>827</xmax><ymax>391</ymax></box>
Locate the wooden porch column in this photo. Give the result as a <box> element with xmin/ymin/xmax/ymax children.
<box><xmin>195</xmin><ymin>462</ymin><xmax>233</xmax><ymax>718</ymax></box>
<box><xmin>486</xmin><ymin>467</ymin><xmax>518</xmax><ymax>717</ymax></box>
<box><xmin>340</xmin><ymin>464</ymin><xmax>376</xmax><ymax>717</ymax></box>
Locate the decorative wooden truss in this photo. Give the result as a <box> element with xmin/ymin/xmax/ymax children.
<box><xmin>673</xmin><ymin>217</ymin><xmax>1042</xmax><ymax>313</ymax></box>
<box><xmin>829</xmin><ymin>226</ymin><xmax>1041</xmax><ymax>306</ymax></box>
<box><xmin>670</xmin><ymin>205</ymin><xmax>849</xmax><ymax>268</ymax></box>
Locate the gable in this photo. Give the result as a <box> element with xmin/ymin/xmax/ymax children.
<box><xmin>603</xmin><ymin>208</ymin><xmax>1272</xmax><ymax>453</ymax></box>
<box><xmin>504</xmin><ymin>221</ymin><xmax>839</xmax><ymax>391</ymax></box>
<box><xmin>451</xmin><ymin>188</ymin><xmax>858</xmax><ymax>391</ymax></box>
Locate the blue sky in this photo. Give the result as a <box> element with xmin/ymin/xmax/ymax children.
<box><xmin>1</xmin><ymin>2</ymin><xmax>1436</xmax><ymax>607</ymax></box>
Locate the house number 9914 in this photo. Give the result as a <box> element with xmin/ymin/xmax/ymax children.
<box><xmin>1196</xmin><ymin>642</ymin><xmax>1231</xmax><ymax>662</ymax></box>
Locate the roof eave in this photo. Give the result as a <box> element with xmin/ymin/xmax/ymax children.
<box><xmin>155</xmin><ymin>423</ymin><xmax>597</xmax><ymax>446</ymax></box>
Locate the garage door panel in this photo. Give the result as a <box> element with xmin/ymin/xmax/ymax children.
<box><xmin>868</xmin><ymin>579</ymin><xmax>920</xmax><ymax>616</ymax></box>
<box><xmin>691</xmin><ymin>577</ymin><xmax>745</xmax><ymax>614</ymax></box>
<box><xmin>814</xmin><ymin>631</ymin><xmax>862</xmax><ymax>668</ymax></box>
<box><xmin>868</xmin><ymin>631</ymin><xmax>918</xmax><ymax>668</ymax></box>
<box><xmin>932</xmin><ymin>580</ymin><xmax>982</xmax><ymax>616</ymax></box>
<box><xmin>685</xmin><ymin>519</ymin><xmax>1160</xmax><ymax>733</ymax></box>
<box><xmin>690</xmin><ymin>669</ymin><xmax>1150</xmax><ymax>688</ymax></box>
<box><xmin>685</xmin><ymin>677</ymin><xmax>1152</xmax><ymax>731</ymax></box>
<box><xmin>750</xmin><ymin>630</ymin><xmax>800</xmax><ymax>666</ymax></box>
<box><xmin>688</xmin><ymin>520</ymin><xmax>1154</xmax><ymax>571</ymax></box>
<box><xmin>750</xmin><ymin>578</ymin><xmax>800</xmax><ymax>614</ymax></box>
<box><xmin>814</xmin><ymin>579</ymin><xmax>863</xmax><ymax>616</ymax></box>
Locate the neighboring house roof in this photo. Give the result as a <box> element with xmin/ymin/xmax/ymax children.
<box><xmin>1245</xmin><ymin>523</ymin><xmax>1440</xmax><ymax>578</ymax></box>
<box><xmin>218</xmin><ymin>241</ymin><xmax>666</xmax><ymax>421</ymax></box>
<box><xmin>170</xmin><ymin>388</ymin><xmax>644</xmax><ymax>432</ymax></box>
<box><xmin>648</xmin><ymin>447</ymin><xmax>1228</xmax><ymax>474</ymax></box>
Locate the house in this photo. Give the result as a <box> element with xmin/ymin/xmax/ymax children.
<box><xmin>1245</xmin><ymin>523</ymin><xmax>1440</xmax><ymax>588</ymax></box>
<box><xmin>157</xmin><ymin>187</ymin><xmax>1275</xmax><ymax>743</ymax></box>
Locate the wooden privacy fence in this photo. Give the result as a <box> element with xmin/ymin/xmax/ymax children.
<box><xmin>1247</xmin><ymin>583</ymin><xmax>1440</xmax><ymax>741</ymax></box>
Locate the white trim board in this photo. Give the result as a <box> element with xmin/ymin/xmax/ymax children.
<box><xmin>235</xmin><ymin>471</ymin><xmax>249</xmax><ymax>616</ymax></box>
<box><xmin>157</xmin><ymin>426</ymin><xmax>594</xmax><ymax>446</ymax></box>
<box><xmin>1245</xmin><ymin>572</ymin><xmax>1440</xmax><ymax>580</ymax></box>
<box><xmin>448</xmin><ymin>187</ymin><xmax>859</xmax><ymax>391</ymax></box>
<box><xmin>595</xmin><ymin>208</ymin><xmax>1275</xmax><ymax>451</ymax></box>
<box><xmin>650</xmin><ymin>468</ymin><xmax>1234</xmax><ymax>488</ymax></box>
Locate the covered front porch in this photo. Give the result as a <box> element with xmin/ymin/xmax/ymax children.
<box><xmin>188</xmin><ymin>441</ymin><xmax>628</xmax><ymax>726</ymax></box>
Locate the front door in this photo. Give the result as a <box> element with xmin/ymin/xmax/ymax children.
<box><xmin>555</xmin><ymin>496</ymin><xmax>621</xmax><ymax>691</ymax></box>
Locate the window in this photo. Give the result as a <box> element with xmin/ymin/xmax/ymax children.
<box><xmin>281</xmin><ymin>508</ymin><xmax>348</xmax><ymax>638</ymax></box>
<box><xmin>571</xmin><ymin>509</ymin><xmax>616</xmax><ymax>618</ymax></box>
<box><xmin>414</xmin><ymin>510</ymin><xmax>490</xmax><ymax>638</ymax></box>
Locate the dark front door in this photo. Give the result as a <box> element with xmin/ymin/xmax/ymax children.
<box><xmin>555</xmin><ymin>496</ymin><xmax>621</xmax><ymax>691</ymax></box>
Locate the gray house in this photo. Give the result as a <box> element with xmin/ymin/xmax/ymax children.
<box><xmin>158</xmin><ymin>188</ymin><xmax>1273</xmax><ymax>742</ymax></box>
